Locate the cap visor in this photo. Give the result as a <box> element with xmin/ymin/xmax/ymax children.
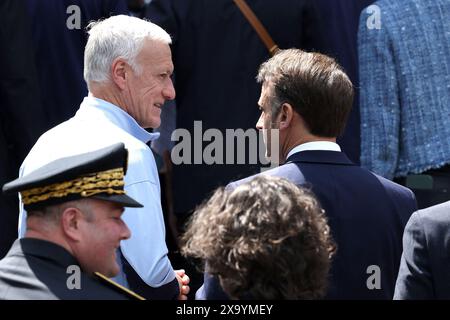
<box><xmin>92</xmin><ymin>194</ymin><xmax>143</xmax><ymax>208</ymax></box>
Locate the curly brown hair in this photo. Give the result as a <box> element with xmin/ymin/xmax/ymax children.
<box><xmin>181</xmin><ymin>175</ymin><xmax>336</xmax><ymax>299</ymax></box>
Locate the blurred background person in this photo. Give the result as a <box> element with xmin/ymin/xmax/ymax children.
<box><xmin>358</xmin><ymin>0</ymin><xmax>450</xmax><ymax>209</ymax></box>
<box><xmin>24</xmin><ymin>0</ymin><xmax>128</xmax><ymax>128</ymax></box>
<box><xmin>394</xmin><ymin>200</ymin><xmax>450</xmax><ymax>299</ymax></box>
<box><xmin>0</xmin><ymin>0</ymin><xmax>48</xmax><ymax>259</ymax></box>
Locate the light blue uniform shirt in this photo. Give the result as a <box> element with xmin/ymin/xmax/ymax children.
<box><xmin>18</xmin><ymin>96</ymin><xmax>175</xmax><ymax>287</ymax></box>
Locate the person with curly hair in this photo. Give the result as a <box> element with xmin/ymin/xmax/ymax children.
<box><xmin>181</xmin><ymin>175</ymin><xmax>336</xmax><ymax>300</ymax></box>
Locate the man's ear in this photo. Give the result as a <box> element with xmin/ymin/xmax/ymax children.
<box><xmin>279</xmin><ymin>103</ymin><xmax>294</xmax><ymax>130</ymax></box>
<box><xmin>61</xmin><ymin>207</ymin><xmax>84</xmax><ymax>241</ymax></box>
<box><xmin>111</xmin><ymin>58</ymin><xmax>129</xmax><ymax>90</ymax></box>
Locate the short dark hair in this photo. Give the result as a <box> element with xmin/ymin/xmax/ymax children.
<box><xmin>181</xmin><ymin>175</ymin><xmax>336</xmax><ymax>299</ymax></box>
<box><xmin>257</xmin><ymin>49</ymin><xmax>354</xmax><ymax>137</ymax></box>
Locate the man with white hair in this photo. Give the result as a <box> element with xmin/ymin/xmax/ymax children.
<box><xmin>17</xmin><ymin>15</ymin><xmax>189</xmax><ymax>300</ymax></box>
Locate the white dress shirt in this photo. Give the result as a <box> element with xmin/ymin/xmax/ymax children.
<box><xmin>286</xmin><ymin>141</ymin><xmax>341</xmax><ymax>160</ymax></box>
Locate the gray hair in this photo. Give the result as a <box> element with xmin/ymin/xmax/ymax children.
<box><xmin>83</xmin><ymin>15</ymin><xmax>172</xmax><ymax>88</ymax></box>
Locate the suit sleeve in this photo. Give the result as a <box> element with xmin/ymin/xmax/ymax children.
<box><xmin>358</xmin><ymin>6</ymin><xmax>400</xmax><ymax>180</ymax></box>
<box><xmin>394</xmin><ymin>211</ymin><xmax>434</xmax><ymax>299</ymax></box>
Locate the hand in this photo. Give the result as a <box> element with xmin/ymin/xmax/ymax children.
<box><xmin>175</xmin><ymin>269</ymin><xmax>190</xmax><ymax>300</ymax></box>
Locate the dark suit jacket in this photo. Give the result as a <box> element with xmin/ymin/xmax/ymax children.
<box><xmin>0</xmin><ymin>0</ymin><xmax>48</xmax><ymax>259</ymax></box>
<box><xmin>146</xmin><ymin>0</ymin><xmax>323</xmax><ymax>216</ymax></box>
<box><xmin>198</xmin><ymin>150</ymin><xmax>417</xmax><ymax>299</ymax></box>
<box><xmin>0</xmin><ymin>238</ymin><xmax>130</xmax><ymax>300</ymax></box>
<box><xmin>394</xmin><ymin>201</ymin><xmax>450</xmax><ymax>299</ymax></box>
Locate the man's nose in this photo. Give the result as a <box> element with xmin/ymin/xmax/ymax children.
<box><xmin>256</xmin><ymin>114</ymin><xmax>264</xmax><ymax>130</ymax></box>
<box><xmin>121</xmin><ymin>222</ymin><xmax>131</xmax><ymax>240</ymax></box>
<box><xmin>163</xmin><ymin>79</ymin><xmax>176</xmax><ymax>100</ymax></box>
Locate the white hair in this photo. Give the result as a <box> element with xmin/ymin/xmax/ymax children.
<box><xmin>83</xmin><ymin>15</ymin><xmax>171</xmax><ymax>88</ymax></box>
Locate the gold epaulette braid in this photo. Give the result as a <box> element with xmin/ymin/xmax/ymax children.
<box><xmin>21</xmin><ymin>168</ymin><xmax>125</xmax><ymax>205</ymax></box>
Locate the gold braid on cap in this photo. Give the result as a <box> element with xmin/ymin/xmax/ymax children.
<box><xmin>21</xmin><ymin>168</ymin><xmax>125</xmax><ymax>205</ymax></box>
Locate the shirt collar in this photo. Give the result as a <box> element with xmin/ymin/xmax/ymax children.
<box><xmin>286</xmin><ymin>141</ymin><xmax>341</xmax><ymax>159</ymax></box>
<box><xmin>79</xmin><ymin>96</ymin><xmax>159</xmax><ymax>144</ymax></box>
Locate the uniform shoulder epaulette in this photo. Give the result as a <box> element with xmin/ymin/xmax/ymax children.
<box><xmin>94</xmin><ymin>272</ymin><xmax>146</xmax><ymax>300</ymax></box>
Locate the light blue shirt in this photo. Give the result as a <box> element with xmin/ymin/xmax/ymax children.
<box><xmin>18</xmin><ymin>96</ymin><xmax>175</xmax><ymax>288</ymax></box>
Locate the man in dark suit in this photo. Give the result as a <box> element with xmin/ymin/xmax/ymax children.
<box><xmin>0</xmin><ymin>143</ymin><xmax>144</xmax><ymax>299</ymax></box>
<box><xmin>0</xmin><ymin>0</ymin><xmax>48</xmax><ymax>259</ymax></box>
<box><xmin>394</xmin><ymin>201</ymin><xmax>450</xmax><ymax>299</ymax></box>
<box><xmin>198</xmin><ymin>49</ymin><xmax>417</xmax><ymax>299</ymax></box>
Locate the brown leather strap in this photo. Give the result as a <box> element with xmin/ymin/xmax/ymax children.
<box><xmin>233</xmin><ymin>0</ymin><xmax>279</xmax><ymax>56</ymax></box>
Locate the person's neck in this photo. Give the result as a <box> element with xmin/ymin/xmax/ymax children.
<box><xmin>89</xmin><ymin>85</ymin><xmax>127</xmax><ymax>112</ymax></box>
<box><xmin>25</xmin><ymin>224</ymin><xmax>72</xmax><ymax>255</ymax></box>
<box><xmin>281</xmin><ymin>134</ymin><xmax>336</xmax><ymax>162</ymax></box>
